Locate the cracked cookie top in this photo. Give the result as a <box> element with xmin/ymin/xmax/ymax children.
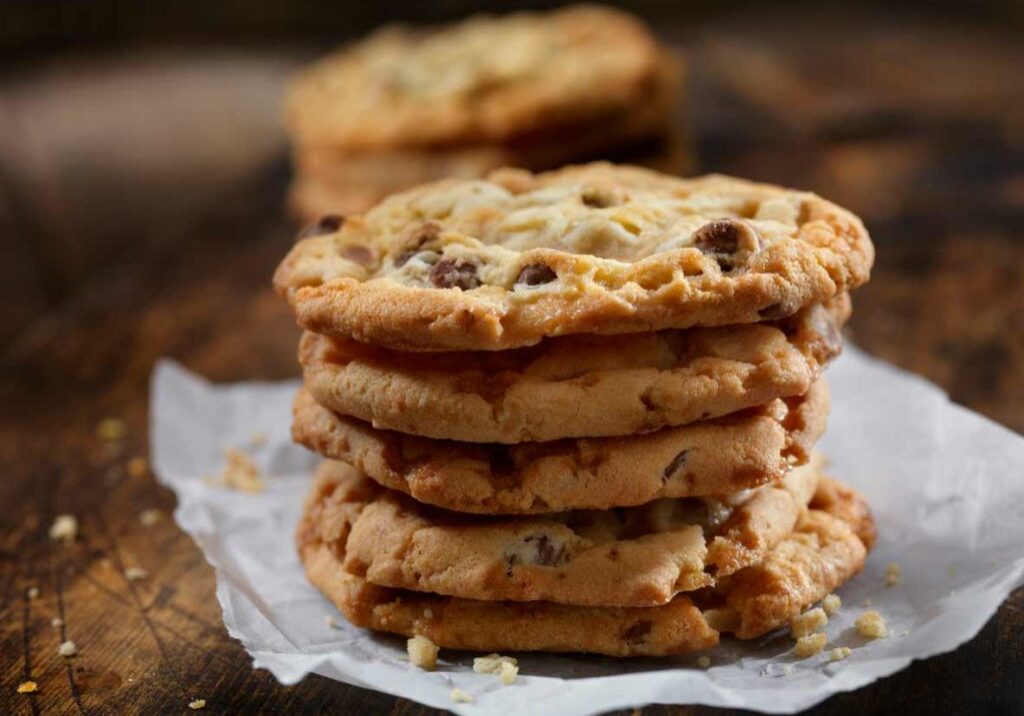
<box><xmin>274</xmin><ymin>163</ymin><xmax>873</xmax><ymax>350</ymax></box>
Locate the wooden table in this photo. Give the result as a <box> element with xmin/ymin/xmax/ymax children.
<box><xmin>1</xmin><ymin>7</ymin><xmax>1022</xmax><ymax>714</ymax></box>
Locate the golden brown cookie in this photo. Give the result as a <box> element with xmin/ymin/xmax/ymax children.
<box><xmin>302</xmin><ymin>458</ymin><xmax>820</xmax><ymax>607</ymax></box>
<box><xmin>291</xmin><ymin>379</ymin><xmax>829</xmax><ymax>514</ymax></box>
<box><xmin>274</xmin><ymin>164</ymin><xmax>873</xmax><ymax>351</ymax></box>
<box><xmin>300</xmin><ymin>297</ymin><xmax>846</xmax><ymax>443</ymax></box>
<box><xmin>297</xmin><ymin>471</ymin><xmax>872</xmax><ymax>656</ymax></box>
<box><xmin>285</xmin><ymin>6</ymin><xmax>670</xmax><ymax>152</ymax></box>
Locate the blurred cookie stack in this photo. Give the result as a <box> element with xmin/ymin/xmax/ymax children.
<box><xmin>284</xmin><ymin>5</ymin><xmax>686</xmax><ymax>221</ymax></box>
<box><xmin>273</xmin><ymin>161</ymin><xmax>876</xmax><ymax>657</ymax></box>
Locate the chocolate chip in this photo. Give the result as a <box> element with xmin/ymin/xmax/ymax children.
<box><xmin>529</xmin><ymin>535</ymin><xmax>564</xmax><ymax>566</ymax></box>
<box><xmin>662</xmin><ymin>450</ymin><xmax>690</xmax><ymax>482</ymax></box>
<box><xmin>692</xmin><ymin>219</ymin><xmax>762</xmax><ymax>271</ymax></box>
<box><xmin>429</xmin><ymin>259</ymin><xmax>480</xmax><ymax>290</ymax></box>
<box><xmin>506</xmin><ymin>534</ymin><xmax>569</xmax><ymax>572</ymax></box>
<box><xmin>581</xmin><ymin>186</ymin><xmax>619</xmax><ymax>208</ymax></box>
<box><xmin>299</xmin><ymin>214</ymin><xmax>344</xmax><ymax>239</ymax></box>
<box><xmin>515</xmin><ymin>263</ymin><xmax>557</xmax><ymax>287</ymax></box>
<box><xmin>394</xmin><ymin>221</ymin><xmax>441</xmax><ymax>266</ymax></box>
<box><xmin>623</xmin><ymin>620</ymin><xmax>653</xmax><ymax>642</ymax></box>
<box><xmin>340</xmin><ymin>244</ymin><xmax>373</xmax><ymax>266</ymax></box>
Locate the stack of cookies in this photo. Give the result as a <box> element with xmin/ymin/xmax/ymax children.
<box><xmin>284</xmin><ymin>5</ymin><xmax>685</xmax><ymax>221</ymax></box>
<box><xmin>273</xmin><ymin>162</ymin><xmax>877</xmax><ymax>657</ymax></box>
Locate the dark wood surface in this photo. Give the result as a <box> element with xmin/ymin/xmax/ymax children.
<box><xmin>1</xmin><ymin>6</ymin><xmax>1022</xmax><ymax>715</ymax></box>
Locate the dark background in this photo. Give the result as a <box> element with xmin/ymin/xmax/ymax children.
<box><xmin>1</xmin><ymin>1</ymin><xmax>1022</xmax><ymax>715</ymax></box>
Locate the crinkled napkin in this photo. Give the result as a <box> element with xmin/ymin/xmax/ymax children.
<box><xmin>150</xmin><ymin>345</ymin><xmax>1024</xmax><ymax>715</ymax></box>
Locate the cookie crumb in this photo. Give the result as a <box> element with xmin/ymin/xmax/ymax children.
<box><xmin>829</xmin><ymin>647</ymin><xmax>852</xmax><ymax>662</ymax></box>
<box><xmin>58</xmin><ymin>640</ymin><xmax>77</xmax><ymax>657</ymax></box>
<box><xmin>52</xmin><ymin>617</ymin><xmax>64</xmax><ymax>628</ymax></box>
<box><xmin>49</xmin><ymin>514</ymin><xmax>78</xmax><ymax>542</ymax></box>
<box><xmin>27</xmin><ymin>586</ymin><xmax>39</xmax><ymax>600</ymax></box>
<box><xmin>861</xmin><ymin>598</ymin><xmax>873</xmax><ymax>607</ymax></box>
<box><xmin>97</xmin><ymin>417</ymin><xmax>126</xmax><ymax>441</ymax></box>
<box><xmin>139</xmin><ymin>509</ymin><xmax>162</xmax><ymax>527</ymax></box>
<box><xmin>474</xmin><ymin>654</ymin><xmax>518</xmax><ymax>684</ymax></box>
<box><xmin>211</xmin><ymin>449</ymin><xmax>265</xmax><ymax>493</ymax></box>
<box><xmin>407</xmin><ymin>635</ymin><xmax>439</xmax><ymax>670</ymax></box>
<box><xmin>781</xmin><ymin>664</ymin><xmax>793</xmax><ymax>675</ymax></box>
<box><xmin>450</xmin><ymin>688</ymin><xmax>473</xmax><ymax>703</ymax></box>
<box><xmin>17</xmin><ymin>681</ymin><xmax>38</xmax><ymax>694</ymax></box>
<box><xmin>855</xmin><ymin>610</ymin><xmax>888</xmax><ymax>639</ymax></box>
<box><xmin>188</xmin><ymin>699</ymin><xmax>206</xmax><ymax>710</ymax></box>
<box><xmin>697</xmin><ymin>655</ymin><xmax>711</xmax><ymax>668</ymax></box>
<box><xmin>325</xmin><ymin>615</ymin><xmax>338</xmax><ymax>629</ymax></box>
<box><xmin>822</xmin><ymin>593</ymin><xmax>841</xmax><ymax>616</ymax></box>
<box><xmin>790</xmin><ymin>607</ymin><xmax>828</xmax><ymax>638</ymax></box>
<box><xmin>249</xmin><ymin>431</ymin><xmax>268</xmax><ymax>446</ymax></box>
<box><xmin>127</xmin><ymin>457</ymin><xmax>149</xmax><ymax>478</ymax></box>
<box><xmin>885</xmin><ymin>562</ymin><xmax>902</xmax><ymax>587</ymax></box>
<box><xmin>124</xmin><ymin>567</ymin><xmax>148</xmax><ymax>581</ymax></box>
<box><xmin>794</xmin><ymin>632</ymin><xmax>827</xmax><ymax>658</ymax></box>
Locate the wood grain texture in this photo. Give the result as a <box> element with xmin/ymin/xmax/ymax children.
<box><xmin>1</xmin><ymin>6</ymin><xmax>1022</xmax><ymax>715</ymax></box>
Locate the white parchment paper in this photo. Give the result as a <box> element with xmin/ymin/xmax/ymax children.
<box><xmin>150</xmin><ymin>346</ymin><xmax>1024</xmax><ymax>715</ymax></box>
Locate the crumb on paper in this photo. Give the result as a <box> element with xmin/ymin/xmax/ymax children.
<box><xmin>139</xmin><ymin>509</ymin><xmax>162</xmax><ymax>527</ymax></box>
<box><xmin>17</xmin><ymin>681</ymin><xmax>38</xmax><ymax>694</ymax></box>
<box><xmin>96</xmin><ymin>417</ymin><xmax>126</xmax><ymax>441</ymax></box>
<box><xmin>209</xmin><ymin>449</ymin><xmax>265</xmax><ymax>493</ymax></box>
<box><xmin>794</xmin><ymin>632</ymin><xmax>827</xmax><ymax>658</ymax></box>
<box><xmin>188</xmin><ymin>699</ymin><xmax>206</xmax><ymax>710</ymax></box>
<box><xmin>249</xmin><ymin>431</ymin><xmax>268</xmax><ymax>446</ymax></box>
<box><xmin>127</xmin><ymin>457</ymin><xmax>149</xmax><ymax>478</ymax></box>
<box><xmin>855</xmin><ymin>610</ymin><xmax>888</xmax><ymax>639</ymax></box>
<box><xmin>862</xmin><ymin>598</ymin><xmax>873</xmax><ymax>607</ymax></box>
<box><xmin>790</xmin><ymin>607</ymin><xmax>828</xmax><ymax>638</ymax></box>
<box><xmin>58</xmin><ymin>640</ymin><xmax>77</xmax><ymax>657</ymax></box>
<box><xmin>829</xmin><ymin>646</ymin><xmax>852</xmax><ymax>662</ymax></box>
<box><xmin>124</xmin><ymin>567</ymin><xmax>149</xmax><ymax>581</ymax></box>
<box><xmin>822</xmin><ymin>593</ymin><xmax>841</xmax><ymax>616</ymax></box>
<box><xmin>52</xmin><ymin>617</ymin><xmax>64</xmax><ymax>628</ymax></box>
<box><xmin>450</xmin><ymin>688</ymin><xmax>473</xmax><ymax>703</ymax></box>
<box><xmin>885</xmin><ymin>562</ymin><xmax>902</xmax><ymax>587</ymax></box>
<box><xmin>697</xmin><ymin>655</ymin><xmax>711</xmax><ymax>668</ymax></box>
<box><xmin>781</xmin><ymin>664</ymin><xmax>793</xmax><ymax>675</ymax></box>
<box><xmin>325</xmin><ymin>615</ymin><xmax>338</xmax><ymax>629</ymax></box>
<box><xmin>474</xmin><ymin>654</ymin><xmax>518</xmax><ymax>684</ymax></box>
<box><xmin>50</xmin><ymin>514</ymin><xmax>78</xmax><ymax>542</ymax></box>
<box><xmin>27</xmin><ymin>586</ymin><xmax>39</xmax><ymax>600</ymax></box>
<box><xmin>407</xmin><ymin>635</ymin><xmax>439</xmax><ymax>670</ymax></box>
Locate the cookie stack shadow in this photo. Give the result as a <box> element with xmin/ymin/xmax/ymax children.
<box><xmin>274</xmin><ymin>163</ymin><xmax>877</xmax><ymax>657</ymax></box>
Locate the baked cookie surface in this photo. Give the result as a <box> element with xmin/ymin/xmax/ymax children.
<box><xmin>297</xmin><ymin>468</ymin><xmax>871</xmax><ymax>656</ymax></box>
<box><xmin>300</xmin><ymin>297</ymin><xmax>846</xmax><ymax>443</ymax></box>
<box><xmin>286</xmin><ymin>6</ymin><xmax>667</xmax><ymax>152</ymax></box>
<box><xmin>292</xmin><ymin>379</ymin><xmax>828</xmax><ymax>513</ymax></box>
<box><xmin>274</xmin><ymin>164</ymin><xmax>873</xmax><ymax>351</ymax></box>
<box><xmin>303</xmin><ymin>458</ymin><xmax>821</xmax><ymax>607</ymax></box>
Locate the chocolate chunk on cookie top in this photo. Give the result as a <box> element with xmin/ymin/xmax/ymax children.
<box><xmin>274</xmin><ymin>163</ymin><xmax>873</xmax><ymax>351</ymax></box>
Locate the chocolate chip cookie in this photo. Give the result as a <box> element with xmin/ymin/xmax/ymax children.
<box><xmin>300</xmin><ymin>297</ymin><xmax>847</xmax><ymax>443</ymax></box>
<box><xmin>297</xmin><ymin>465</ymin><xmax>871</xmax><ymax>656</ymax></box>
<box><xmin>274</xmin><ymin>164</ymin><xmax>873</xmax><ymax>351</ymax></box>
<box><xmin>291</xmin><ymin>379</ymin><xmax>828</xmax><ymax>514</ymax></box>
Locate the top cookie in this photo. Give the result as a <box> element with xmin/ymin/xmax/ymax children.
<box><xmin>274</xmin><ymin>163</ymin><xmax>873</xmax><ymax>351</ymax></box>
<box><xmin>285</xmin><ymin>6</ymin><xmax>667</xmax><ymax>151</ymax></box>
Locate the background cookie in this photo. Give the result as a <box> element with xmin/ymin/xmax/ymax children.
<box><xmin>292</xmin><ymin>379</ymin><xmax>829</xmax><ymax>513</ymax></box>
<box><xmin>300</xmin><ymin>297</ymin><xmax>847</xmax><ymax>443</ymax></box>
<box><xmin>285</xmin><ymin>6</ymin><xmax>668</xmax><ymax>152</ymax></box>
<box><xmin>274</xmin><ymin>164</ymin><xmax>873</xmax><ymax>351</ymax></box>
